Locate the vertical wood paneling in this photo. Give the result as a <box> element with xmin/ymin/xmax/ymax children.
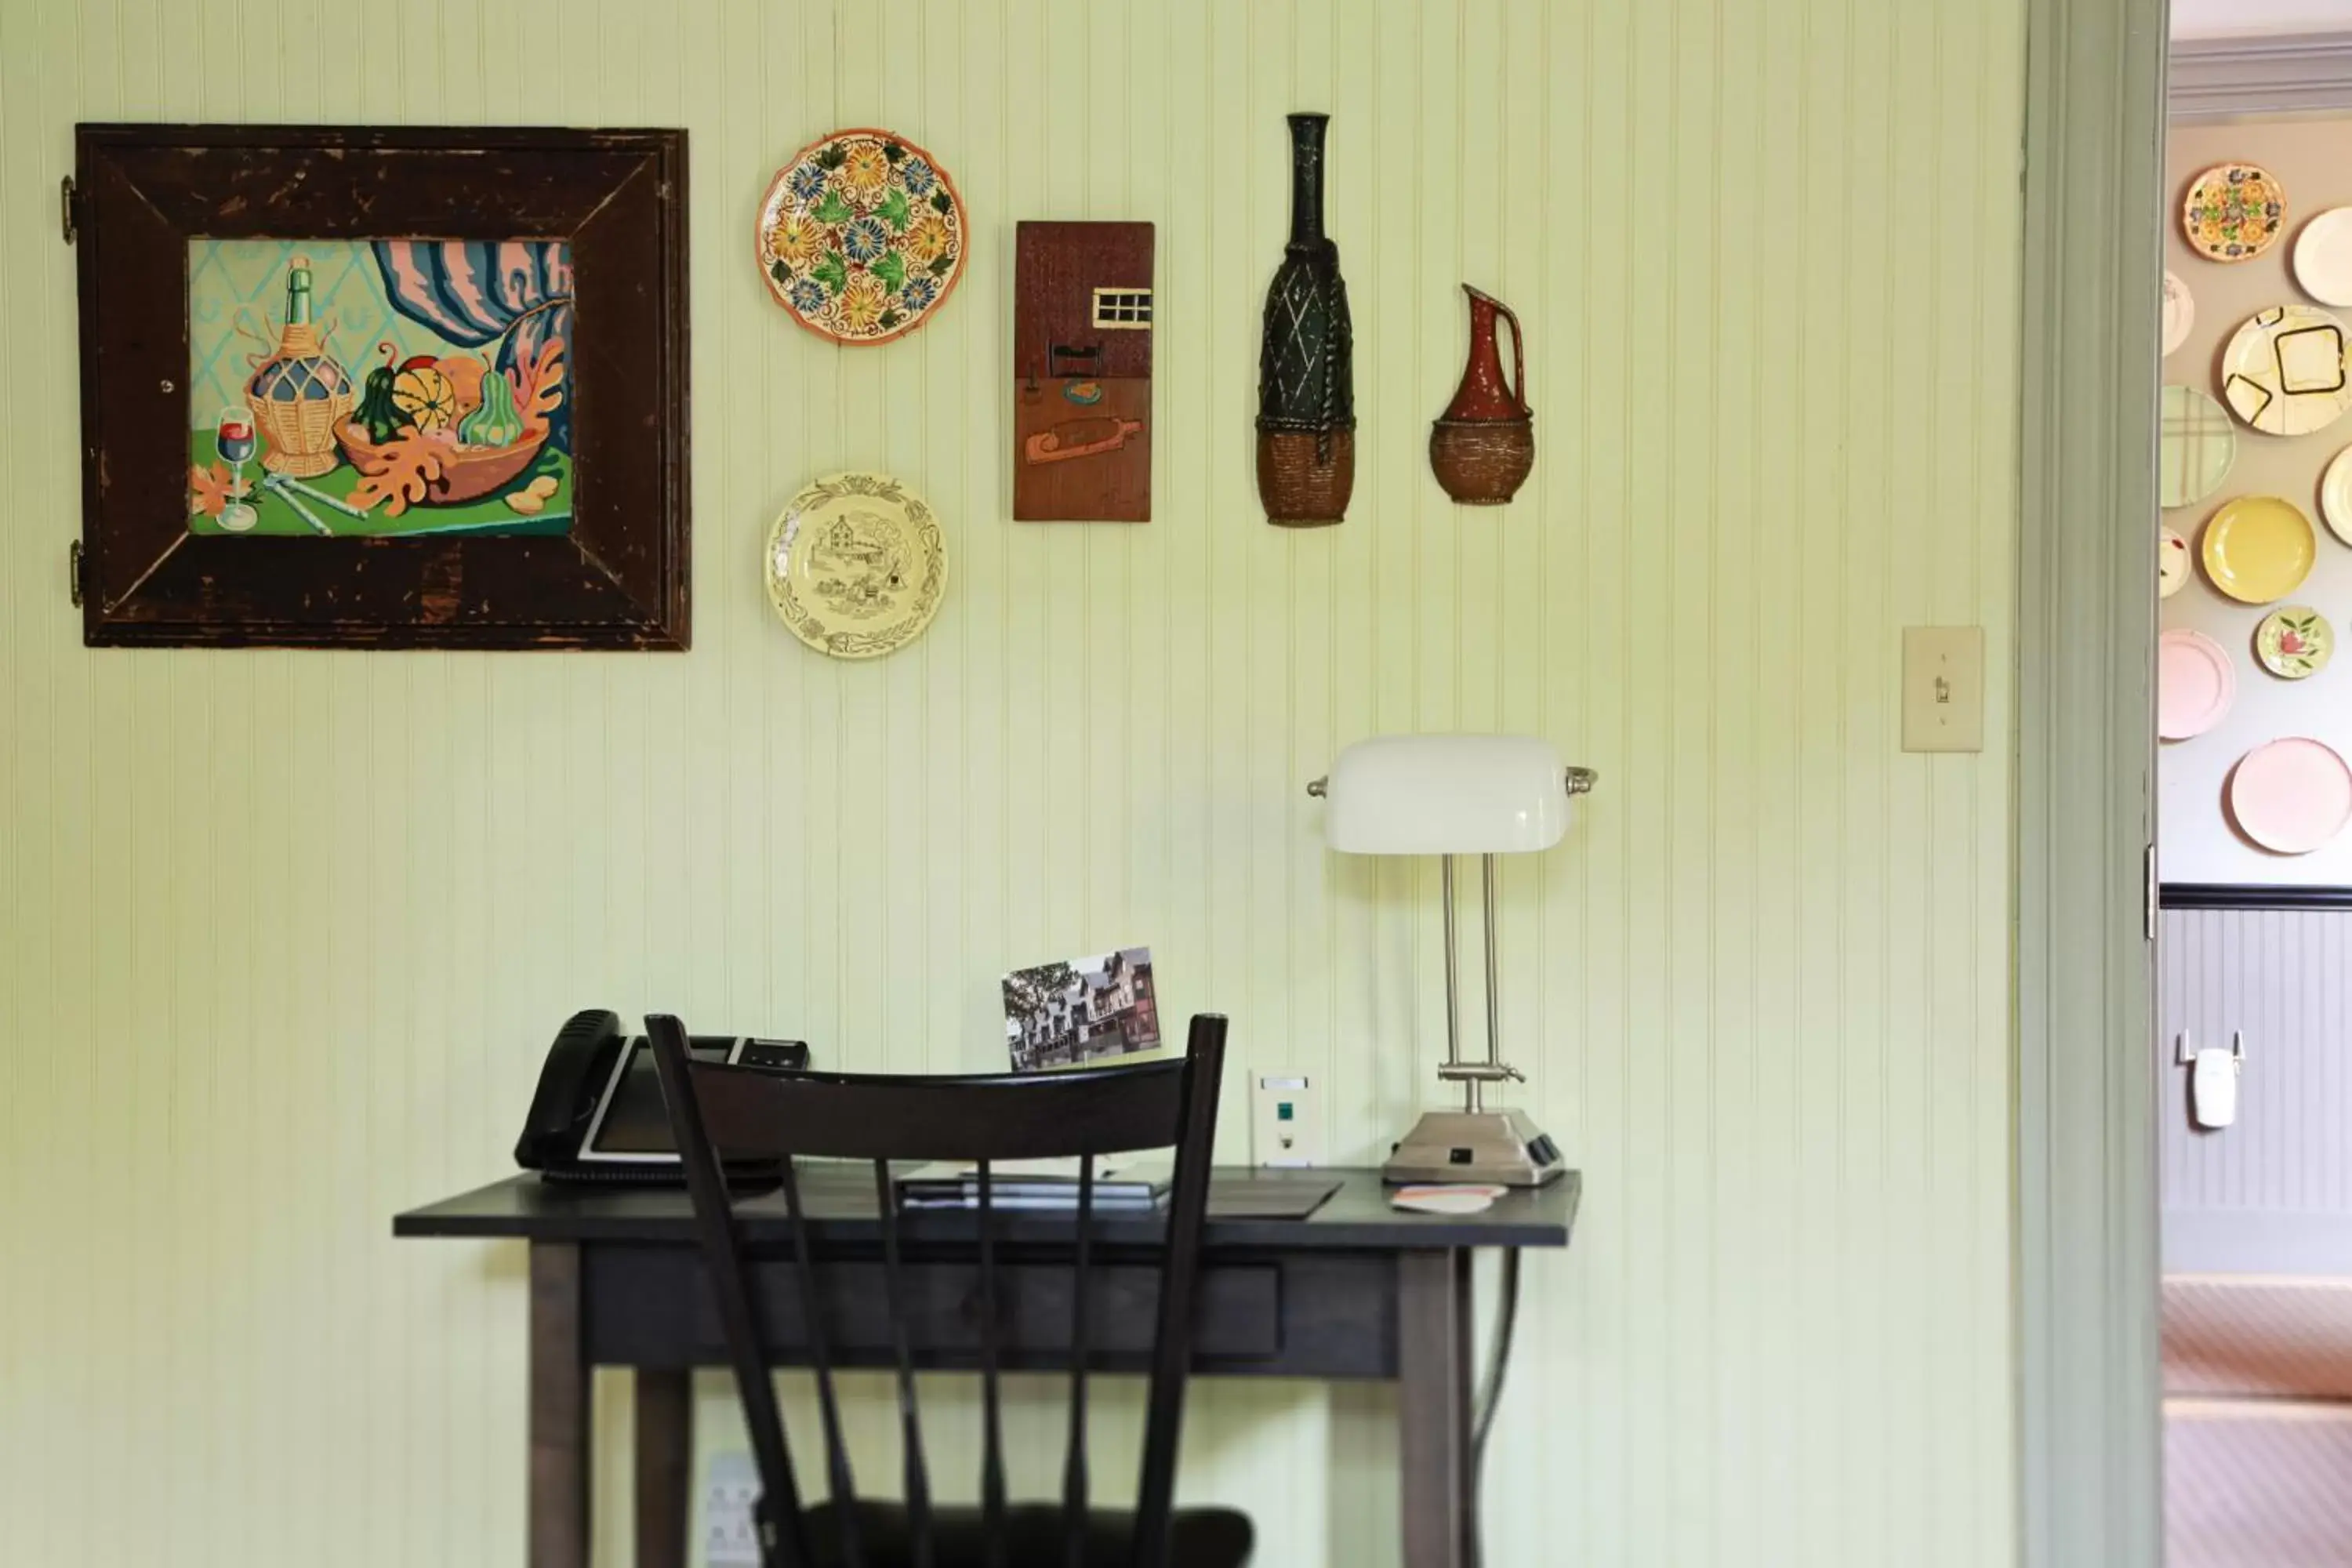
<box><xmin>2160</xmin><ymin>909</ymin><xmax>2352</xmax><ymax>1240</ymax></box>
<box><xmin>0</xmin><ymin>2</ymin><xmax>2024</xmax><ymax>1564</ymax></box>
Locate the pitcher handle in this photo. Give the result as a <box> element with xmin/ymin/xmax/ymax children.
<box><xmin>1496</xmin><ymin>299</ymin><xmax>1527</xmax><ymax>414</ymax></box>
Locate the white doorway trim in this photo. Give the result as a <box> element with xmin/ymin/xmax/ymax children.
<box><xmin>2015</xmin><ymin>0</ymin><xmax>2165</xmax><ymax>1564</ymax></box>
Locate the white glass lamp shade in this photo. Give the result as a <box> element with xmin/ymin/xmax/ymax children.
<box><xmin>1319</xmin><ymin>734</ymin><xmax>1571</xmax><ymax>855</ymax></box>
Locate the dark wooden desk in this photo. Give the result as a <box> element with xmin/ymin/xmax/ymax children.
<box><xmin>396</xmin><ymin>1167</ymin><xmax>1578</xmax><ymax>1568</ymax></box>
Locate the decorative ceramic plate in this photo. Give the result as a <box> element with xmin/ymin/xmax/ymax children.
<box><xmin>2202</xmin><ymin>495</ymin><xmax>2318</xmax><ymax>604</ymax></box>
<box><xmin>2183</xmin><ymin>162</ymin><xmax>2286</xmax><ymax>261</ymax></box>
<box><xmin>2160</xmin><ymin>385</ymin><xmax>2235</xmax><ymax>507</ymax></box>
<box><xmin>2159</xmin><ymin>629</ymin><xmax>2236</xmax><ymax>741</ymax></box>
<box><xmin>2296</xmin><ymin>207</ymin><xmax>2352</xmax><ymax>306</ymax></box>
<box><xmin>2162</xmin><ymin>270</ymin><xmax>2195</xmax><ymax>358</ymax></box>
<box><xmin>765</xmin><ymin>471</ymin><xmax>947</xmax><ymax>659</ymax></box>
<box><xmin>2256</xmin><ymin>605</ymin><xmax>2333</xmax><ymax>679</ymax></box>
<box><xmin>2223</xmin><ymin>305</ymin><xmax>2352</xmax><ymax>436</ymax></box>
<box><xmin>2160</xmin><ymin>526</ymin><xmax>2192</xmax><ymax>599</ymax></box>
<box><xmin>757</xmin><ymin>128</ymin><xmax>967</xmax><ymax>346</ymax></box>
<box><xmin>2322</xmin><ymin>444</ymin><xmax>2352</xmax><ymax>545</ymax></box>
<box><xmin>2230</xmin><ymin>737</ymin><xmax>2352</xmax><ymax>854</ymax></box>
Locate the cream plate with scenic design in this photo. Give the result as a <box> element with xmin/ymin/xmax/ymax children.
<box><xmin>2183</xmin><ymin>162</ymin><xmax>2286</xmax><ymax>262</ymax></box>
<box><xmin>2256</xmin><ymin>607</ymin><xmax>2333</xmax><ymax>680</ymax></box>
<box><xmin>766</xmin><ymin>472</ymin><xmax>948</xmax><ymax>659</ymax></box>
<box><xmin>757</xmin><ymin>128</ymin><xmax>967</xmax><ymax>346</ymax></box>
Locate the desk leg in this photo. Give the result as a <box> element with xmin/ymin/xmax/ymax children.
<box><xmin>636</xmin><ymin>1370</ymin><xmax>692</xmax><ymax>1568</ymax></box>
<box><xmin>1398</xmin><ymin>1249</ymin><xmax>1473</xmax><ymax>1568</ymax></box>
<box><xmin>530</xmin><ymin>1242</ymin><xmax>589</xmax><ymax>1568</ymax></box>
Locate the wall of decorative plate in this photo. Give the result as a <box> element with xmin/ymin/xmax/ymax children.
<box><xmin>2163</xmin><ymin>116</ymin><xmax>2352</xmax><ymax>883</ymax></box>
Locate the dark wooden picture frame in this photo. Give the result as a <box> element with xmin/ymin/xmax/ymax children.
<box><xmin>72</xmin><ymin>124</ymin><xmax>689</xmax><ymax>649</ymax></box>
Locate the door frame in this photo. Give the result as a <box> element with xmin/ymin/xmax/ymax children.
<box><xmin>2014</xmin><ymin>0</ymin><xmax>2165</xmax><ymax>1565</ymax></box>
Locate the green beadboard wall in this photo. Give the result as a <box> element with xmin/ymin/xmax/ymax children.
<box><xmin>0</xmin><ymin>0</ymin><xmax>2024</xmax><ymax>1563</ymax></box>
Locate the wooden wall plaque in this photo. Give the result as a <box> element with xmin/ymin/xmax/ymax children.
<box><xmin>1013</xmin><ymin>221</ymin><xmax>1153</xmax><ymax>521</ymax></box>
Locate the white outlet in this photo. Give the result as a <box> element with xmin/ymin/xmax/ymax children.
<box><xmin>1253</xmin><ymin>1072</ymin><xmax>1325</xmax><ymax>1167</ymax></box>
<box><xmin>701</xmin><ymin>1450</ymin><xmax>760</xmax><ymax>1568</ymax></box>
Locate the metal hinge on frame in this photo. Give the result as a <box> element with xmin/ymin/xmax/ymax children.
<box><xmin>68</xmin><ymin>540</ymin><xmax>83</xmax><ymax>608</ymax></box>
<box><xmin>60</xmin><ymin>176</ymin><xmax>74</xmax><ymax>245</ymax></box>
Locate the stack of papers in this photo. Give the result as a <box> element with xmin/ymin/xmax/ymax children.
<box><xmin>895</xmin><ymin>1156</ymin><xmax>1172</xmax><ymax>1212</ymax></box>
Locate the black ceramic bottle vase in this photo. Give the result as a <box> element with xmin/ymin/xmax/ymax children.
<box><xmin>1255</xmin><ymin>111</ymin><xmax>1356</xmax><ymax>527</ymax></box>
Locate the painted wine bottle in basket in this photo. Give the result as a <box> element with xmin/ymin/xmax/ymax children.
<box><xmin>238</xmin><ymin>254</ymin><xmax>354</xmax><ymax>479</ymax></box>
<box><xmin>1255</xmin><ymin>112</ymin><xmax>1356</xmax><ymax>528</ymax></box>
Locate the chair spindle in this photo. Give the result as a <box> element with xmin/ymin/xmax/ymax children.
<box><xmin>873</xmin><ymin>1160</ymin><xmax>936</xmax><ymax>1568</ymax></box>
<box><xmin>1062</xmin><ymin>1158</ymin><xmax>1095</xmax><ymax>1568</ymax></box>
<box><xmin>779</xmin><ymin>1157</ymin><xmax>865</xmax><ymax>1568</ymax></box>
<box><xmin>975</xmin><ymin>1160</ymin><xmax>1008</xmax><ymax>1568</ymax></box>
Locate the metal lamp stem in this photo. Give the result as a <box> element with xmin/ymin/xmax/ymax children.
<box><xmin>1441</xmin><ymin>854</ymin><xmax>1471</xmax><ymax>1112</ymax></box>
<box><xmin>1480</xmin><ymin>853</ymin><xmax>1502</xmax><ymax>1113</ymax></box>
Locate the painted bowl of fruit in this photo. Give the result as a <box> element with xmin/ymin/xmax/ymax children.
<box><xmin>334</xmin><ymin>345</ymin><xmax>548</xmax><ymax>506</ymax></box>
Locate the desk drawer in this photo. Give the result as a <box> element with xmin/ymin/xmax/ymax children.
<box><xmin>586</xmin><ymin>1246</ymin><xmax>1281</xmax><ymax>1370</ymax></box>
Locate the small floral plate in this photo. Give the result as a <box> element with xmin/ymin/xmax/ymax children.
<box><xmin>758</xmin><ymin>128</ymin><xmax>967</xmax><ymax>346</ymax></box>
<box><xmin>765</xmin><ymin>471</ymin><xmax>947</xmax><ymax>659</ymax></box>
<box><xmin>2183</xmin><ymin>162</ymin><xmax>2286</xmax><ymax>262</ymax></box>
<box><xmin>2256</xmin><ymin>605</ymin><xmax>2333</xmax><ymax>680</ymax></box>
<box><xmin>2160</xmin><ymin>526</ymin><xmax>2191</xmax><ymax>599</ymax></box>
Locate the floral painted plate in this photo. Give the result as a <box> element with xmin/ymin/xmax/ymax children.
<box><xmin>765</xmin><ymin>471</ymin><xmax>947</xmax><ymax>659</ymax></box>
<box><xmin>2222</xmin><ymin>305</ymin><xmax>2352</xmax><ymax>436</ymax></box>
<box><xmin>2230</xmin><ymin>738</ymin><xmax>2352</xmax><ymax>854</ymax></box>
<box><xmin>2160</xmin><ymin>526</ymin><xmax>2192</xmax><ymax>599</ymax></box>
<box><xmin>2201</xmin><ymin>494</ymin><xmax>2318</xmax><ymax>604</ymax></box>
<box><xmin>2159</xmin><ymin>629</ymin><xmax>2237</xmax><ymax>742</ymax></box>
<box><xmin>2256</xmin><ymin>606</ymin><xmax>2333</xmax><ymax>679</ymax></box>
<box><xmin>758</xmin><ymin>128</ymin><xmax>967</xmax><ymax>346</ymax></box>
<box><xmin>2183</xmin><ymin>162</ymin><xmax>2286</xmax><ymax>262</ymax></box>
<box><xmin>2162</xmin><ymin>270</ymin><xmax>2194</xmax><ymax>358</ymax></box>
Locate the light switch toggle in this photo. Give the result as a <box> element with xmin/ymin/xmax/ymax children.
<box><xmin>1902</xmin><ymin>626</ymin><xmax>1986</xmax><ymax>753</ymax></box>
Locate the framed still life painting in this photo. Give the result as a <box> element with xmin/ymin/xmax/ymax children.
<box><xmin>70</xmin><ymin>125</ymin><xmax>688</xmax><ymax>648</ymax></box>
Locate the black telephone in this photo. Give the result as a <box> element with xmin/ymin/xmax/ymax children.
<box><xmin>514</xmin><ymin>1008</ymin><xmax>810</xmax><ymax>1182</ymax></box>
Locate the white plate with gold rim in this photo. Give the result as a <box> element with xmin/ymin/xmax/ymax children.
<box><xmin>764</xmin><ymin>471</ymin><xmax>948</xmax><ymax>659</ymax></box>
<box><xmin>2321</xmin><ymin>445</ymin><xmax>2352</xmax><ymax>546</ymax></box>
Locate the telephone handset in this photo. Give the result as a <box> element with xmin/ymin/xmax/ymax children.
<box><xmin>514</xmin><ymin>1008</ymin><xmax>810</xmax><ymax>1181</ymax></box>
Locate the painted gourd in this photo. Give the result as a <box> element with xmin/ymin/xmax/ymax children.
<box><xmin>356</xmin><ymin>362</ymin><xmax>403</xmax><ymax>442</ymax></box>
<box><xmin>390</xmin><ymin>359</ymin><xmax>459</xmax><ymax>432</ymax></box>
<box><xmin>458</xmin><ymin>367</ymin><xmax>524</xmax><ymax>448</ymax></box>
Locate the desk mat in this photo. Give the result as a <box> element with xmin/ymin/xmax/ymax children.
<box><xmin>1205</xmin><ymin>1175</ymin><xmax>1339</xmax><ymax>1221</ymax></box>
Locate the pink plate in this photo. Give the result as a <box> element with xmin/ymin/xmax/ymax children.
<box><xmin>2230</xmin><ymin>738</ymin><xmax>2352</xmax><ymax>855</ymax></box>
<box><xmin>2158</xmin><ymin>630</ymin><xmax>2236</xmax><ymax>741</ymax></box>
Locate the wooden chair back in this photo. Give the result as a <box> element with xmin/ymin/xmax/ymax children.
<box><xmin>648</xmin><ymin>1011</ymin><xmax>1229</xmax><ymax>1568</ymax></box>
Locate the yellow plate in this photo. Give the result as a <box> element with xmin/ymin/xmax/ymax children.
<box><xmin>765</xmin><ymin>471</ymin><xmax>948</xmax><ymax>659</ymax></box>
<box><xmin>2201</xmin><ymin>495</ymin><xmax>2317</xmax><ymax>605</ymax></box>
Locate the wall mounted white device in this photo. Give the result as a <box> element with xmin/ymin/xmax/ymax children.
<box><xmin>2179</xmin><ymin>1029</ymin><xmax>2243</xmax><ymax>1131</ymax></box>
<box><xmin>1308</xmin><ymin>734</ymin><xmax>1595</xmax><ymax>1186</ymax></box>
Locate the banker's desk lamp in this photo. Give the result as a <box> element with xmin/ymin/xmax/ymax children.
<box><xmin>1309</xmin><ymin>735</ymin><xmax>1596</xmax><ymax>1186</ymax></box>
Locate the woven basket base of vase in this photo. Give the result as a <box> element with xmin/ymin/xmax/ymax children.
<box><xmin>1430</xmin><ymin>418</ymin><xmax>1534</xmax><ymax>505</ymax></box>
<box><xmin>1258</xmin><ymin>428</ymin><xmax>1356</xmax><ymax>527</ymax></box>
<box><xmin>251</xmin><ymin>391</ymin><xmax>355</xmax><ymax>481</ymax></box>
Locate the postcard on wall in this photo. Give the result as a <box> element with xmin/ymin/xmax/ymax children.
<box><xmin>1003</xmin><ymin>947</ymin><xmax>1161</xmax><ymax>1073</ymax></box>
<box><xmin>189</xmin><ymin>240</ymin><xmax>573</xmax><ymax>538</ymax></box>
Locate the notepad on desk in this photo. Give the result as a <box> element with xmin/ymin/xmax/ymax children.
<box><xmin>895</xmin><ymin>1156</ymin><xmax>1172</xmax><ymax>1212</ymax></box>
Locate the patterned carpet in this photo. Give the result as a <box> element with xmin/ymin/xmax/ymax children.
<box><xmin>2166</xmin><ymin>1279</ymin><xmax>2352</xmax><ymax>1567</ymax></box>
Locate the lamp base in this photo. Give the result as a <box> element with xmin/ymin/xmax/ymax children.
<box><xmin>1383</xmin><ymin>1107</ymin><xmax>1567</xmax><ymax>1188</ymax></box>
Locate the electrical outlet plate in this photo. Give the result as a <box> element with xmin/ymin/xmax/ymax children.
<box><xmin>1253</xmin><ymin>1072</ymin><xmax>1325</xmax><ymax>1167</ymax></box>
<box><xmin>1901</xmin><ymin>625</ymin><xmax>1986</xmax><ymax>753</ymax></box>
<box><xmin>701</xmin><ymin>1450</ymin><xmax>760</xmax><ymax>1568</ymax></box>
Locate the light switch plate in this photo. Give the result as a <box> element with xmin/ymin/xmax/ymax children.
<box><xmin>1901</xmin><ymin>626</ymin><xmax>1985</xmax><ymax>753</ymax></box>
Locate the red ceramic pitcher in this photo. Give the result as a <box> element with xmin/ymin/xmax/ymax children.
<box><xmin>1430</xmin><ymin>284</ymin><xmax>1535</xmax><ymax>504</ymax></box>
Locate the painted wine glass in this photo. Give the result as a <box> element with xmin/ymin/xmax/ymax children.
<box><xmin>215</xmin><ymin>407</ymin><xmax>259</xmax><ymax>532</ymax></box>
